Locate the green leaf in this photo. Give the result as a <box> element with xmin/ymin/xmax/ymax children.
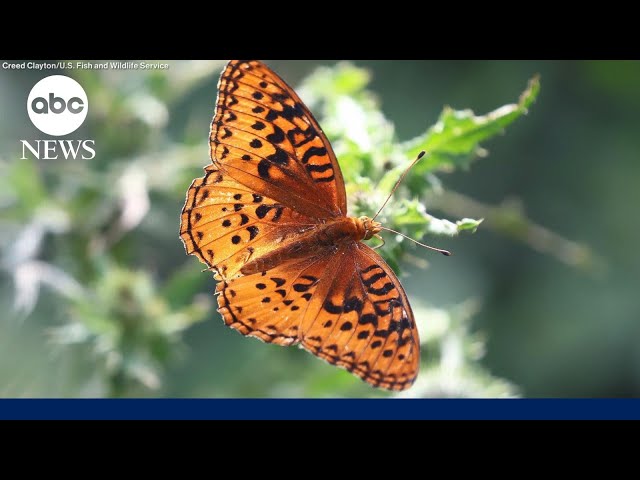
<box><xmin>456</xmin><ymin>217</ymin><xmax>484</xmax><ymax>233</ymax></box>
<box><xmin>404</xmin><ymin>75</ymin><xmax>540</xmax><ymax>172</ymax></box>
<box><xmin>380</xmin><ymin>199</ymin><xmax>483</xmax><ymax>239</ymax></box>
<box><xmin>392</xmin><ymin>199</ymin><xmax>429</xmax><ymax>226</ymax></box>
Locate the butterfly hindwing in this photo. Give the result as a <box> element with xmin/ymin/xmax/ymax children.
<box><xmin>216</xmin><ymin>250</ymin><xmax>332</xmax><ymax>346</ymax></box>
<box><xmin>299</xmin><ymin>242</ymin><xmax>420</xmax><ymax>391</ymax></box>
<box><xmin>215</xmin><ymin>239</ymin><xmax>419</xmax><ymax>391</ymax></box>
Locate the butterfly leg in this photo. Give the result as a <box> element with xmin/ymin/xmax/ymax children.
<box><xmin>372</xmin><ymin>234</ymin><xmax>386</xmax><ymax>250</ymax></box>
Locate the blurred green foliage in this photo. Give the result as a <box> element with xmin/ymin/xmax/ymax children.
<box><xmin>0</xmin><ymin>60</ymin><xmax>636</xmax><ymax>397</ymax></box>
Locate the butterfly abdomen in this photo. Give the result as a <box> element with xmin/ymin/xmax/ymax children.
<box><xmin>314</xmin><ymin>217</ymin><xmax>361</xmax><ymax>246</ymax></box>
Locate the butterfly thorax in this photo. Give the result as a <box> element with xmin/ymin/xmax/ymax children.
<box><xmin>315</xmin><ymin>216</ymin><xmax>382</xmax><ymax>245</ymax></box>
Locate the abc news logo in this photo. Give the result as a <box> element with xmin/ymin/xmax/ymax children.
<box><xmin>21</xmin><ymin>75</ymin><xmax>95</xmax><ymax>160</ymax></box>
<box><xmin>31</xmin><ymin>93</ymin><xmax>85</xmax><ymax>114</ymax></box>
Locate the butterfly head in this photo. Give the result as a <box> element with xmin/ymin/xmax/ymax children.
<box><xmin>357</xmin><ymin>216</ymin><xmax>382</xmax><ymax>241</ymax></box>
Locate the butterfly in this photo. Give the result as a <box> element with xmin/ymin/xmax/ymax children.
<box><xmin>180</xmin><ymin>60</ymin><xmax>433</xmax><ymax>391</ymax></box>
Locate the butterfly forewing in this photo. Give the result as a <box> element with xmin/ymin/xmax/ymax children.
<box><xmin>212</xmin><ymin>60</ymin><xmax>347</xmax><ymax>218</ymax></box>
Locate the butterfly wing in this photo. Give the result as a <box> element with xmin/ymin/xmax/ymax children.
<box><xmin>216</xmin><ymin>240</ymin><xmax>420</xmax><ymax>391</ymax></box>
<box><xmin>212</xmin><ymin>60</ymin><xmax>347</xmax><ymax>219</ymax></box>
<box><xmin>299</xmin><ymin>242</ymin><xmax>420</xmax><ymax>391</ymax></box>
<box><xmin>182</xmin><ymin>60</ymin><xmax>346</xmax><ymax>279</ymax></box>
<box><xmin>181</xmin><ymin>165</ymin><xmax>319</xmax><ymax>279</ymax></box>
<box><xmin>216</xmin><ymin>247</ymin><xmax>336</xmax><ymax>346</ymax></box>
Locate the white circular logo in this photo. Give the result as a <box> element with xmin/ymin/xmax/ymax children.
<box><xmin>27</xmin><ymin>75</ymin><xmax>88</xmax><ymax>136</ymax></box>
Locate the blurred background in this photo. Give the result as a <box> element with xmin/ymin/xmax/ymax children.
<box><xmin>0</xmin><ymin>60</ymin><xmax>638</xmax><ymax>397</ymax></box>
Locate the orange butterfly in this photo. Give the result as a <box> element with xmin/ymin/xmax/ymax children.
<box><xmin>180</xmin><ymin>60</ymin><xmax>443</xmax><ymax>391</ymax></box>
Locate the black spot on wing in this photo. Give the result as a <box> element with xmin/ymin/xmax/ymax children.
<box><xmin>343</xmin><ymin>297</ymin><xmax>363</xmax><ymax>313</ymax></box>
<box><xmin>293</xmin><ymin>275</ymin><xmax>319</xmax><ymax>292</ymax></box>
<box><xmin>306</xmin><ymin>163</ymin><xmax>333</xmax><ymax>173</ymax></box>
<box><xmin>272</xmin><ymin>206</ymin><xmax>283</xmax><ymax>222</ymax></box>
<box><xmin>362</xmin><ymin>272</ymin><xmax>387</xmax><ymax>287</ymax></box>
<box><xmin>368</xmin><ymin>282</ymin><xmax>394</xmax><ymax>296</ymax></box>
<box><xmin>301</xmin><ymin>146</ymin><xmax>328</xmax><ymax>164</ymax></box>
<box><xmin>358</xmin><ymin>313</ymin><xmax>378</xmax><ymax>328</ymax></box>
<box><xmin>257</xmin><ymin>159</ymin><xmax>270</xmax><ymax>179</ymax></box>
<box><xmin>313</xmin><ymin>175</ymin><xmax>335</xmax><ymax>183</ymax></box>
<box><xmin>323</xmin><ymin>300</ymin><xmax>342</xmax><ymax>314</ymax></box>
<box><xmin>361</xmin><ymin>264</ymin><xmax>381</xmax><ymax>274</ymax></box>
<box><xmin>266</xmin><ymin>149</ymin><xmax>288</xmax><ymax>166</ymax></box>
<box><xmin>272</xmin><ymin>92</ymin><xmax>289</xmax><ymax>102</ymax></box>
<box><xmin>266</xmin><ymin>125</ymin><xmax>286</xmax><ymax>144</ymax></box>
<box><xmin>255</xmin><ymin>204</ymin><xmax>270</xmax><ymax>219</ymax></box>
<box><xmin>293</xmin><ymin>283</ymin><xmax>312</xmax><ymax>292</ymax></box>
<box><xmin>255</xmin><ymin>204</ymin><xmax>284</xmax><ymax>222</ymax></box>
<box><xmin>247</xmin><ymin>226</ymin><xmax>259</xmax><ymax>240</ymax></box>
<box><xmin>373</xmin><ymin>329</ymin><xmax>390</xmax><ymax>338</ymax></box>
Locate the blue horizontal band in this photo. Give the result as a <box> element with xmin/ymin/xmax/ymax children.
<box><xmin>1</xmin><ymin>399</ymin><xmax>638</xmax><ymax>420</ymax></box>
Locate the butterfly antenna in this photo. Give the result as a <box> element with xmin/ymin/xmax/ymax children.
<box><xmin>372</xmin><ymin>151</ymin><xmax>427</xmax><ymax>221</ymax></box>
<box><xmin>379</xmin><ymin>226</ymin><xmax>452</xmax><ymax>256</ymax></box>
<box><xmin>371</xmin><ymin>150</ymin><xmax>451</xmax><ymax>256</ymax></box>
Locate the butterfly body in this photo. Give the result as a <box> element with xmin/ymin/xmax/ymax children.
<box><xmin>236</xmin><ymin>215</ymin><xmax>378</xmax><ymax>276</ymax></box>
<box><xmin>181</xmin><ymin>60</ymin><xmax>421</xmax><ymax>391</ymax></box>
<box><xmin>310</xmin><ymin>215</ymin><xmax>381</xmax><ymax>245</ymax></box>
